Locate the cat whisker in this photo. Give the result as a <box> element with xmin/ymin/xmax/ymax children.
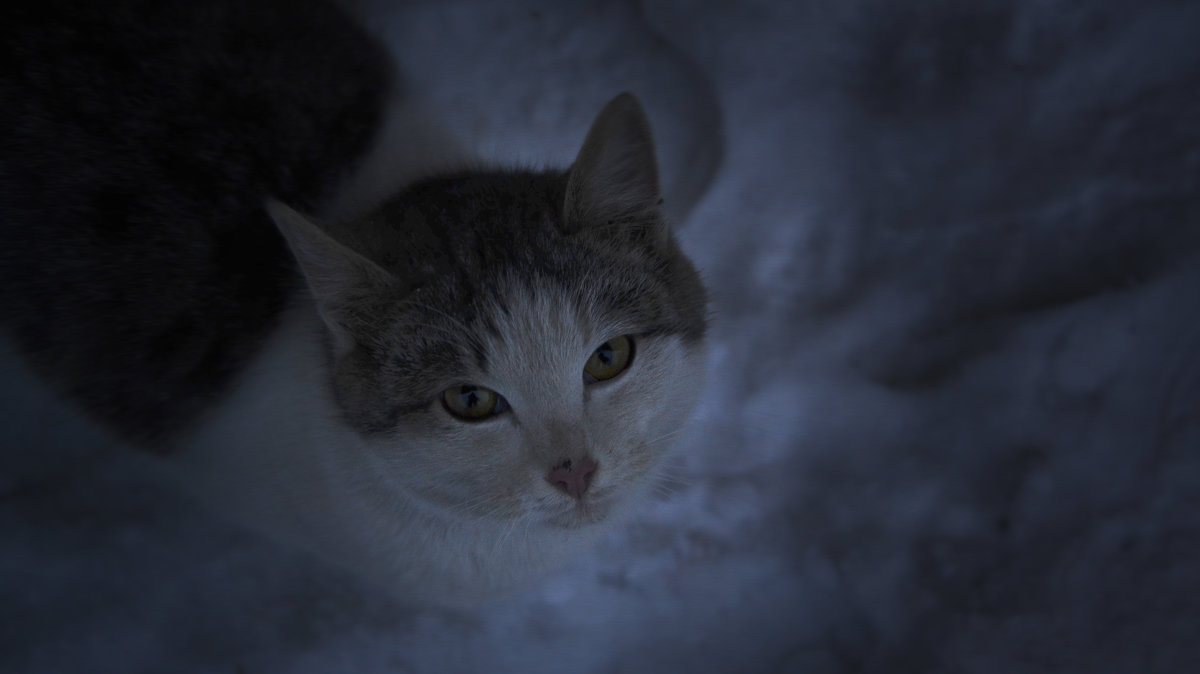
<box><xmin>491</xmin><ymin>514</ymin><xmax>527</xmax><ymax>555</ymax></box>
<box><xmin>648</xmin><ymin>482</ymin><xmax>681</xmax><ymax>498</ymax></box>
<box><xmin>639</xmin><ymin>457</ymin><xmax>699</xmax><ymax>501</ymax></box>
<box><xmin>441</xmin><ymin>490</ymin><xmax>504</xmax><ymax>519</ymax></box>
<box><xmin>648</xmin><ymin>477</ymin><xmax>693</xmax><ymax>499</ymax></box>
<box><xmin>650</xmin><ymin>471</ymin><xmax>693</xmax><ymax>489</ymax></box>
<box><xmin>643</xmin><ymin>427</ymin><xmax>689</xmax><ymax>448</ymax></box>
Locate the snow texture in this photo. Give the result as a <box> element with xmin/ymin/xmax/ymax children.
<box><xmin>3</xmin><ymin>0</ymin><xmax>1200</xmax><ymax>672</ymax></box>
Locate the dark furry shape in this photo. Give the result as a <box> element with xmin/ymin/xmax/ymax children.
<box><xmin>0</xmin><ymin>0</ymin><xmax>391</xmax><ymax>448</ymax></box>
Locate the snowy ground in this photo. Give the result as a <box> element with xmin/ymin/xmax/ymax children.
<box><xmin>4</xmin><ymin>1</ymin><xmax>1200</xmax><ymax>672</ymax></box>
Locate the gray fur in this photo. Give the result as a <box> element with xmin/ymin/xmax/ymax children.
<box><xmin>271</xmin><ymin>94</ymin><xmax>707</xmax><ymax>438</ymax></box>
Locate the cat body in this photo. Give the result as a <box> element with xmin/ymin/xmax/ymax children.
<box><xmin>174</xmin><ymin>276</ymin><xmax>704</xmax><ymax>605</ymax></box>
<box><xmin>1</xmin><ymin>0</ymin><xmax>708</xmax><ymax>606</ymax></box>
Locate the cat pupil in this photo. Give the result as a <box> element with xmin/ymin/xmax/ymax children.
<box><xmin>597</xmin><ymin>344</ymin><xmax>613</xmax><ymax>365</ymax></box>
<box><xmin>463</xmin><ymin>388</ymin><xmax>479</xmax><ymax>408</ymax></box>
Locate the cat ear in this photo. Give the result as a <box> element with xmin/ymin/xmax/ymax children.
<box><xmin>563</xmin><ymin>93</ymin><xmax>667</xmax><ymax>244</ymax></box>
<box><xmin>266</xmin><ymin>199</ymin><xmax>394</xmax><ymax>353</ymax></box>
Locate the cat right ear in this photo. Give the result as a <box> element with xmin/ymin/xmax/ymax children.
<box><xmin>265</xmin><ymin>199</ymin><xmax>394</xmax><ymax>354</ymax></box>
<box><xmin>563</xmin><ymin>93</ymin><xmax>668</xmax><ymax>246</ymax></box>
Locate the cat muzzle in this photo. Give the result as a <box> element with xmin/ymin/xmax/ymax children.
<box><xmin>546</xmin><ymin>456</ymin><xmax>598</xmax><ymax>500</ymax></box>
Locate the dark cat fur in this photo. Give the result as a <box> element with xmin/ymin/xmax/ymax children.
<box><xmin>0</xmin><ymin>0</ymin><xmax>390</xmax><ymax>448</ymax></box>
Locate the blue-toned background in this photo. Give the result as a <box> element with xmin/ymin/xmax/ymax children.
<box><xmin>3</xmin><ymin>1</ymin><xmax>1198</xmax><ymax>671</ymax></box>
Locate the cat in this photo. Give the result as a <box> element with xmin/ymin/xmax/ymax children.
<box><xmin>0</xmin><ymin>0</ymin><xmax>709</xmax><ymax>606</ymax></box>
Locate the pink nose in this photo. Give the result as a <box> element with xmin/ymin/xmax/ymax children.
<box><xmin>547</xmin><ymin>456</ymin><xmax>597</xmax><ymax>500</ymax></box>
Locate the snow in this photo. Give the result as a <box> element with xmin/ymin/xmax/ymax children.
<box><xmin>4</xmin><ymin>0</ymin><xmax>1200</xmax><ymax>672</ymax></box>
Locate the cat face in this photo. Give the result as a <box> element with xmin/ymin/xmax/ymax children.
<box><xmin>268</xmin><ymin>93</ymin><xmax>708</xmax><ymax>529</ymax></box>
<box><xmin>364</xmin><ymin>280</ymin><xmax>706</xmax><ymax>529</ymax></box>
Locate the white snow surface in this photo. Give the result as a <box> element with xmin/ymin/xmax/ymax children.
<box><xmin>3</xmin><ymin>1</ymin><xmax>1200</xmax><ymax>672</ymax></box>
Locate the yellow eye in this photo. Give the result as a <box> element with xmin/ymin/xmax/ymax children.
<box><xmin>441</xmin><ymin>385</ymin><xmax>508</xmax><ymax>420</ymax></box>
<box><xmin>584</xmin><ymin>335</ymin><xmax>634</xmax><ymax>383</ymax></box>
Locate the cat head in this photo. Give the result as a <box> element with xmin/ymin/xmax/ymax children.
<box><xmin>267</xmin><ymin>93</ymin><xmax>707</xmax><ymax>529</ymax></box>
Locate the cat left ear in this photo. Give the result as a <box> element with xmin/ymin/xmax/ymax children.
<box><xmin>563</xmin><ymin>93</ymin><xmax>668</xmax><ymax>245</ymax></box>
<box><xmin>266</xmin><ymin>199</ymin><xmax>394</xmax><ymax>354</ymax></box>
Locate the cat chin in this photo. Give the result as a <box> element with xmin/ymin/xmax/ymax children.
<box><xmin>545</xmin><ymin>497</ymin><xmax>613</xmax><ymax>529</ymax></box>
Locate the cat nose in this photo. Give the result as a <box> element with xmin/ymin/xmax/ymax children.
<box><xmin>546</xmin><ymin>456</ymin><xmax>597</xmax><ymax>500</ymax></box>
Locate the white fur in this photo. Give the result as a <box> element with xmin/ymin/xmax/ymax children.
<box><xmin>171</xmin><ymin>285</ymin><xmax>706</xmax><ymax>608</ymax></box>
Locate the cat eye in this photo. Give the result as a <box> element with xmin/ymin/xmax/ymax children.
<box><xmin>584</xmin><ymin>335</ymin><xmax>635</xmax><ymax>383</ymax></box>
<box><xmin>441</xmin><ymin>385</ymin><xmax>509</xmax><ymax>421</ymax></box>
